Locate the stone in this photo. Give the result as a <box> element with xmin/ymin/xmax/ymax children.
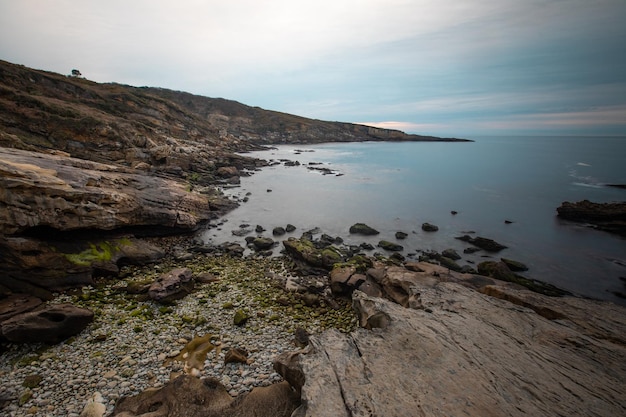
<box><xmin>252</xmin><ymin>237</ymin><xmax>275</xmax><ymax>250</ymax></box>
<box><xmin>348</xmin><ymin>223</ymin><xmax>379</xmax><ymax>235</ymax></box>
<box><xmin>501</xmin><ymin>257</ymin><xmax>529</xmax><ymax>272</ymax></box>
<box><xmin>148</xmin><ymin>268</ymin><xmax>194</xmax><ymax>303</ymax></box>
<box><xmin>1</xmin><ymin>303</ymin><xmax>94</xmax><ymax>344</ymax></box>
<box><xmin>233</xmin><ymin>309</ymin><xmax>250</xmax><ymax>326</ymax></box>
<box><xmin>285</xmin><ymin>224</ymin><xmax>296</xmax><ymax>233</ymax></box>
<box><xmin>441</xmin><ymin>248</ymin><xmax>461</xmax><ymax>260</ymax></box>
<box><xmin>79</xmin><ymin>392</ymin><xmax>106</xmax><ymax>417</ymax></box>
<box><xmin>276</xmin><ymin>289</ymin><xmax>626</xmax><ymax>417</ymax></box>
<box><xmin>255</xmin><ymin>225</ymin><xmax>266</xmax><ymax>233</ymax></box>
<box><xmin>272</xmin><ymin>227</ymin><xmax>286</xmax><ymax>236</ymax></box>
<box><xmin>224</xmin><ymin>348</ymin><xmax>248</xmax><ymax>364</ymax></box>
<box><xmin>421</xmin><ymin>222</ymin><xmax>439</xmax><ymax>232</ymax></box>
<box><xmin>377</xmin><ymin>240</ymin><xmax>403</xmax><ymax>252</ymax></box>
<box><xmin>330</xmin><ymin>265</ymin><xmax>356</xmax><ymax>294</ymax></box>
<box><xmin>195</xmin><ymin>271</ymin><xmax>220</xmax><ymax>283</ymax></box>
<box><xmin>456</xmin><ymin>235</ymin><xmax>508</xmax><ymax>252</ymax></box>
<box><xmin>112</xmin><ymin>375</ymin><xmax>299</xmax><ymax>417</ymax></box>
<box><xmin>394</xmin><ymin>231</ymin><xmax>408</xmax><ymax>239</ymax></box>
<box><xmin>282</xmin><ymin>238</ymin><xmax>343</xmax><ymax>271</ymax></box>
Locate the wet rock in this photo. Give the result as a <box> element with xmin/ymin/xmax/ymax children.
<box><xmin>294</xmin><ymin>327</ymin><xmax>310</xmax><ymax>348</ymax></box>
<box><xmin>285</xmin><ymin>224</ymin><xmax>296</xmax><ymax>233</ymax></box>
<box><xmin>282</xmin><ymin>238</ymin><xmax>344</xmax><ymax>271</ymax></box>
<box><xmin>272</xmin><ymin>227</ymin><xmax>286</xmax><ymax>236</ymax></box>
<box><xmin>421</xmin><ymin>222</ymin><xmax>439</xmax><ymax>232</ymax></box>
<box><xmin>394</xmin><ymin>231</ymin><xmax>407</xmax><ymax>240</ymax></box>
<box><xmin>348</xmin><ymin>223</ymin><xmax>379</xmax><ymax>235</ymax></box>
<box><xmin>442</xmin><ymin>248</ymin><xmax>461</xmax><ymax>260</ymax></box>
<box><xmin>148</xmin><ymin>268</ymin><xmax>194</xmax><ymax>304</ymax></box>
<box><xmin>501</xmin><ymin>258</ymin><xmax>529</xmax><ymax>272</ymax></box>
<box><xmin>378</xmin><ymin>240</ymin><xmax>403</xmax><ymax>252</ymax></box>
<box><xmin>477</xmin><ymin>261</ymin><xmax>568</xmax><ymax>296</ymax></box>
<box><xmin>255</xmin><ymin>225</ymin><xmax>266</xmax><ymax>233</ymax></box>
<box><xmin>456</xmin><ymin>235</ymin><xmax>508</xmax><ymax>252</ymax></box>
<box><xmin>1</xmin><ymin>303</ymin><xmax>93</xmax><ymax>344</ymax></box>
<box><xmin>252</xmin><ymin>237</ymin><xmax>275</xmax><ymax>251</ymax></box>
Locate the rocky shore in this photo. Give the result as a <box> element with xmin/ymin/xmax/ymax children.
<box><xmin>1</xmin><ymin>59</ymin><xmax>625</xmax><ymax>416</ymax></box>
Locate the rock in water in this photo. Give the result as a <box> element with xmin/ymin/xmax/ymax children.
<box><xmin>349</xmin><ymin>223</ymin><xmax>380</xmax><ymax>235</ymax></box>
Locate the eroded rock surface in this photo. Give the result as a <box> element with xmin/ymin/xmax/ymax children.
<box><xmin>0</xmin><ymin>148</ymin><xmax>221</xmax><ymax>235</ymax></box>
<box><xmin>276</xmin><ymin>287</ymin><xmax>626</xmax><ymax>417</ymax></box>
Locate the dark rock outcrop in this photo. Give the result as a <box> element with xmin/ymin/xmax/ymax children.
<box><xmin>1</xmin><ymin>303</ymin><xmax>93</xmax><ymax>344</ymax></box>
<box><xmin>557</xmin><ymin>200</ymin><xmax>626</xmax><ymax>236</ymax></box>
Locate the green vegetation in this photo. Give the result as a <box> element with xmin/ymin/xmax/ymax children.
<box><xmin>63</xmin><ymin>239</ymin><xmax>131</xmax><ymax>266</ymax></box>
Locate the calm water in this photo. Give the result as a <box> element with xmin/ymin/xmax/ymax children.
<box><xmin>201</xmin><ymin>136</ymin><xmax>626</xmax><ymax>305</ymax></box>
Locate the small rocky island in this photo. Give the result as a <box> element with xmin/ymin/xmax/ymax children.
<box><xmin>0</xmin><ymin>60</ymin><xmax>624</xmax><ymax>417</ymax></box>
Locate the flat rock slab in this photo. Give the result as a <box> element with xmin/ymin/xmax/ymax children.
<box><xmin>1</xmin><ymin>303</ymin><xmax>94</xmax><ymax>344</ymax></box>
<box><xmin>281</xmin><ymin>287</ymin><xmax>626</xmax><ymax>417</ymax></box>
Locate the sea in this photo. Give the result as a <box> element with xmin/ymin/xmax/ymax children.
<box><xmin>200</xmin><ymin>136</ymin><xmax>626</xmax><ymax>306</ymax></box>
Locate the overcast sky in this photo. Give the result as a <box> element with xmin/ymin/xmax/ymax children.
<box><xmin>1</xmin><ymin>0</ymin><xmax>625</xmax><ymax>137</ymax></box>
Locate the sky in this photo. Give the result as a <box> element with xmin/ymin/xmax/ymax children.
<box><xmin>1</xmin><ymin>0</ymin><xmax>625</xmax><ymax>138</ymax></box>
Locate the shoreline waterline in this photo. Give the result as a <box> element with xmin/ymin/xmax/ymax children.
<box><xmin>201</xmin><ymin>138</ymin><xmax>626</xmax><ymax>306</ymax></box>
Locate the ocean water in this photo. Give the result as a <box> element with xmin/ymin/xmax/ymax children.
<box><xmin>201</xmin><ymin>136</ymin><xmax>626</xmax><ymax>305</ymax></box>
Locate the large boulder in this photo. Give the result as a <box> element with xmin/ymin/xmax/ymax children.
<box><xmin>1</xmin><ymin>303</ymin><xmax>94</xmax><ymax>344</ymax></box>
<box><xmin>112</xmin><ymin>375</ymin><xmax>299</xmax><ymax>417</ymax></box>
<box><xmin>148</xmin><ymin>268</ymin><xmax>194</xmax><ymax>303</ymax></box>
<box><xmin>275</xmin><ymin>288</ymin><xmax>626</xmax><ymax>417</ymax></box>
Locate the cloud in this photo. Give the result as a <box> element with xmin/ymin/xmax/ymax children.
<box><xmin>1</xmin><ymin>0</ymin><xmax>625</xmax><ymax>135</ymax></box>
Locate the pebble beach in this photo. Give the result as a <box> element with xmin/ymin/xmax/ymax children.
<box><xmin>0</xmin><ymin>251</ymin><xmax>357</xmax><ymax>416</ymax></box>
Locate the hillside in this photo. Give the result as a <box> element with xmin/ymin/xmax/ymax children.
<box><xmin>0</xmin><ymin>60</ymin><xmax>468</xmax><ymax>180</ymax></box>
